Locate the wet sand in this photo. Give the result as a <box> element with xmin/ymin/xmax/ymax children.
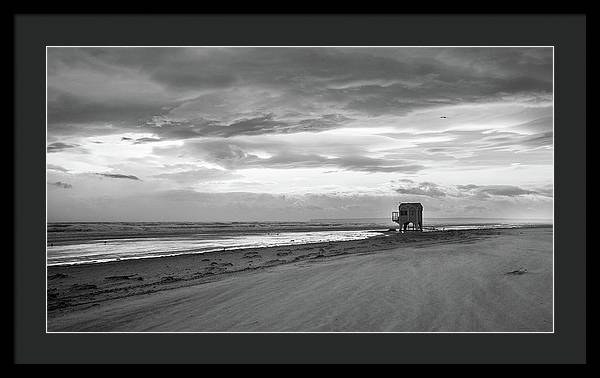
<box><xmin>47</xmin><ymin>226</ymin><xmax>553</xmax><ymax>332</ymax></box>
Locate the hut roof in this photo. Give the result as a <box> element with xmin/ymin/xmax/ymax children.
<box><xmin>399</xmin><ymin>202</ymin><xmax>423</xmax><ymax>207</ymax></box>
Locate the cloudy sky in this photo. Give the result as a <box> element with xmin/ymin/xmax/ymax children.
<box><xmin>47</xmin><ymin>47</ymin><xmax>553</xmax><ymax>222</ymax></box>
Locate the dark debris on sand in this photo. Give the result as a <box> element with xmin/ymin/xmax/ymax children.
<box><xmin>105</xmin><ymin>274</ymin><xmax>142</xmax><ymax>281</ymax></box>
<box><xmin>505</xmin><ymin>268</ymin><xmax>528</xmax><ymax>275</ymax></box>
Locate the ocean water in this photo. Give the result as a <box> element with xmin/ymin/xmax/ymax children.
<box><xmin>47</xmin><ymin>218</ymin><xmax>551</xmax><ymax>266</ymax></box>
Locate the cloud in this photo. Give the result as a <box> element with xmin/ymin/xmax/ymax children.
<box><xmin>96</xmin><ymin>173</ymin><xmax>141</xmax><ymax>181</ymax></box>
<box><xmin>535</xmin><ymin>185</ymin><xmax>554</xmax><ymax>197</ymax></box>
<box><xmin>120</xmin><ymin>136</ymin><xmax>163</xmax><ymax>144</ymax></box>
<box><xmin>161</xmin><ymin>139</ymin><xmax>425</xmax><ymax>173</ymax></box>
<box><xmin>48</xmin><ymin>91</ymin><xmax>176</xmax><ymax>134</ymax></box>
<box><xmin>481</xmin><ymin>130</ymin><xmax>553</xmax><ymax>150</ymax></box>
<box><xmin>478</xmin><ymin>186</ymin><xmax>539</xmax><ymax>197</ymax></box>
<box><xmin>150</xmin><ymin>67</ymin><xmax>236</xmax><ymax>90</ymax></box>
<box><xmin>518</xmin><ymin>131</ymin><xmax>553</xmax><ymax>148</ymax></box>
<box><xmin>277</xmin><ymin>154</ymin><xmax>424</xmax><ymax>173</ymax></box>
<box><xmin>48</xmin><ymin>187</ymin><xmax>553</xmax><ymax>222</ymax></box>
<box><xmin>47</xmin><ymin>164</ymin><xmax>69</xmax><ymax>172</ymax></box>
<box><xmin>133</xmin><ymin>137</ymin><xmax>162</xmax><ymax>144</ymax></box>
<box><xmin>394</xmin><ymin>182</ymin><xmax>447</xmax><ymax>197</ymax></box>
<box><xmin>140</xmin><ymin>113</ymin><xmax>354</xmax><ymax>140</ymax></box>
<box><xmin>512</xmin><ymin>116</ymin><xmax>553</xmax><ymax>134</ymax></box>
<box><xmin>45</xmin><ymin>47</ymin><xmax>554</xmax><ymax>222</ymax></box>
<box><xmin>48</xmin><ymin>181</ymin><xmax>72</xmax><ymax>189</ymax></box>
<box><xmin>393</xmin><ymin>182</ymin><xmax>551</xmax><ymax>200</ymax></box>
<box><xmin>233</xmin><ymin>152</ymin><xmax>423</xmax><ymax>173</ymax></box>
<box><xmin>457</xmin><ymin>184</ymin><xmax>541</xmax><ymax>197</ymax></box>
<box><xmin>47</xmin><ymin>47</ymin><xmax>553</xmax><ymax>137</ymax></box>
<box><xmin>463</xmin><ymin>205</ymin><xmax>487</xmax><ymax>212</ymax></box>
<box><xmin>47</xmin><ymin>142</ymin><xmax>78</xmax><ymax>153</ymax></box>
<box><xmin>153</xmin><ymin>168</ymin><xmax>240</xmax><ymax>184</ymax></box>
<box><xmin>211</xmin><ymin>114</ymin><xmax>317</xmax><ymax>138</ymax></box>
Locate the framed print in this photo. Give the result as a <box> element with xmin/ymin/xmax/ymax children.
<box><xmin>14</xmin><ymin>14</ymin><xmax>586</xmax><ymax>364</ymax></box>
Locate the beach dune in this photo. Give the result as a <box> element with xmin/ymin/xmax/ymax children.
<box><xmin>47</xmin><ymin>227</ymin><xmax>552</xmax><ymax>332</ymax></box>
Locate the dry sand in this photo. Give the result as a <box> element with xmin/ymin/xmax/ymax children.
<box><xmin>47</xmin><ymin>226</ymin><xmax>552</xmax><ymax>332</ymax></box>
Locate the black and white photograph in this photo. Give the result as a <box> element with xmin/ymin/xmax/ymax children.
<box><xmin>45</xmin><ymin>46</ymin><xmax>555</xmax><ymax>333</ymax></box>
<box><xmin>12</xmin><ymin>13</ymin><xmax>588</xmax><ymax>364</ymax></box>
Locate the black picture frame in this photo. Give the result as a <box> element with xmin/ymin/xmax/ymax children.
<box><xmin>14</xmin><ymin>14</ymin><xmax>586</xmax><ymax>364</ymax></box>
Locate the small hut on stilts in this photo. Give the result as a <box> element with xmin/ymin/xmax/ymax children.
<box><xmin>391</xmin><ymin>202</ymin><xmax>423</xmax><ymax>231</ymax></box>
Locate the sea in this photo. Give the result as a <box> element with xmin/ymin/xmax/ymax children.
<box><xmin>47</xmin><ymin>218</ymin><xmax>552</xmax><ymax>266</ymax></box>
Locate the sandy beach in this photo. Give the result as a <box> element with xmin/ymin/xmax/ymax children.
<box><xmin>47</xmin><ymin>226</ymin><xmax>552</xmax><ymax>332</ymax></box>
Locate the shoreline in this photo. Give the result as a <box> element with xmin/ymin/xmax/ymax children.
<box><xmin>47</xmin><ymin>224</ymin><xmax>551</xmax><ymax>267</ymax></box>
<box><xmin>47</xmin><ymin>222</ymin><xmax>552</xmax><ymax>246</ymax></box>
<box><xmin>47</xmin><ymin>223</ymin><xmax>389</xmax><ymax>246</ymax></box>
<box><xmin>48</xmin><ymin>226</ymin><xmax>552</xmax><ymax>326</ymax></box>
<box><xmin>48</xmin><ymin>226</ymin><xmax>553</xmax><ymax>332</ymax></box>
<box><xmin>48</xmin><ymin>228</ymin><xmax>501</xmax><ymax>311</ymax></box>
